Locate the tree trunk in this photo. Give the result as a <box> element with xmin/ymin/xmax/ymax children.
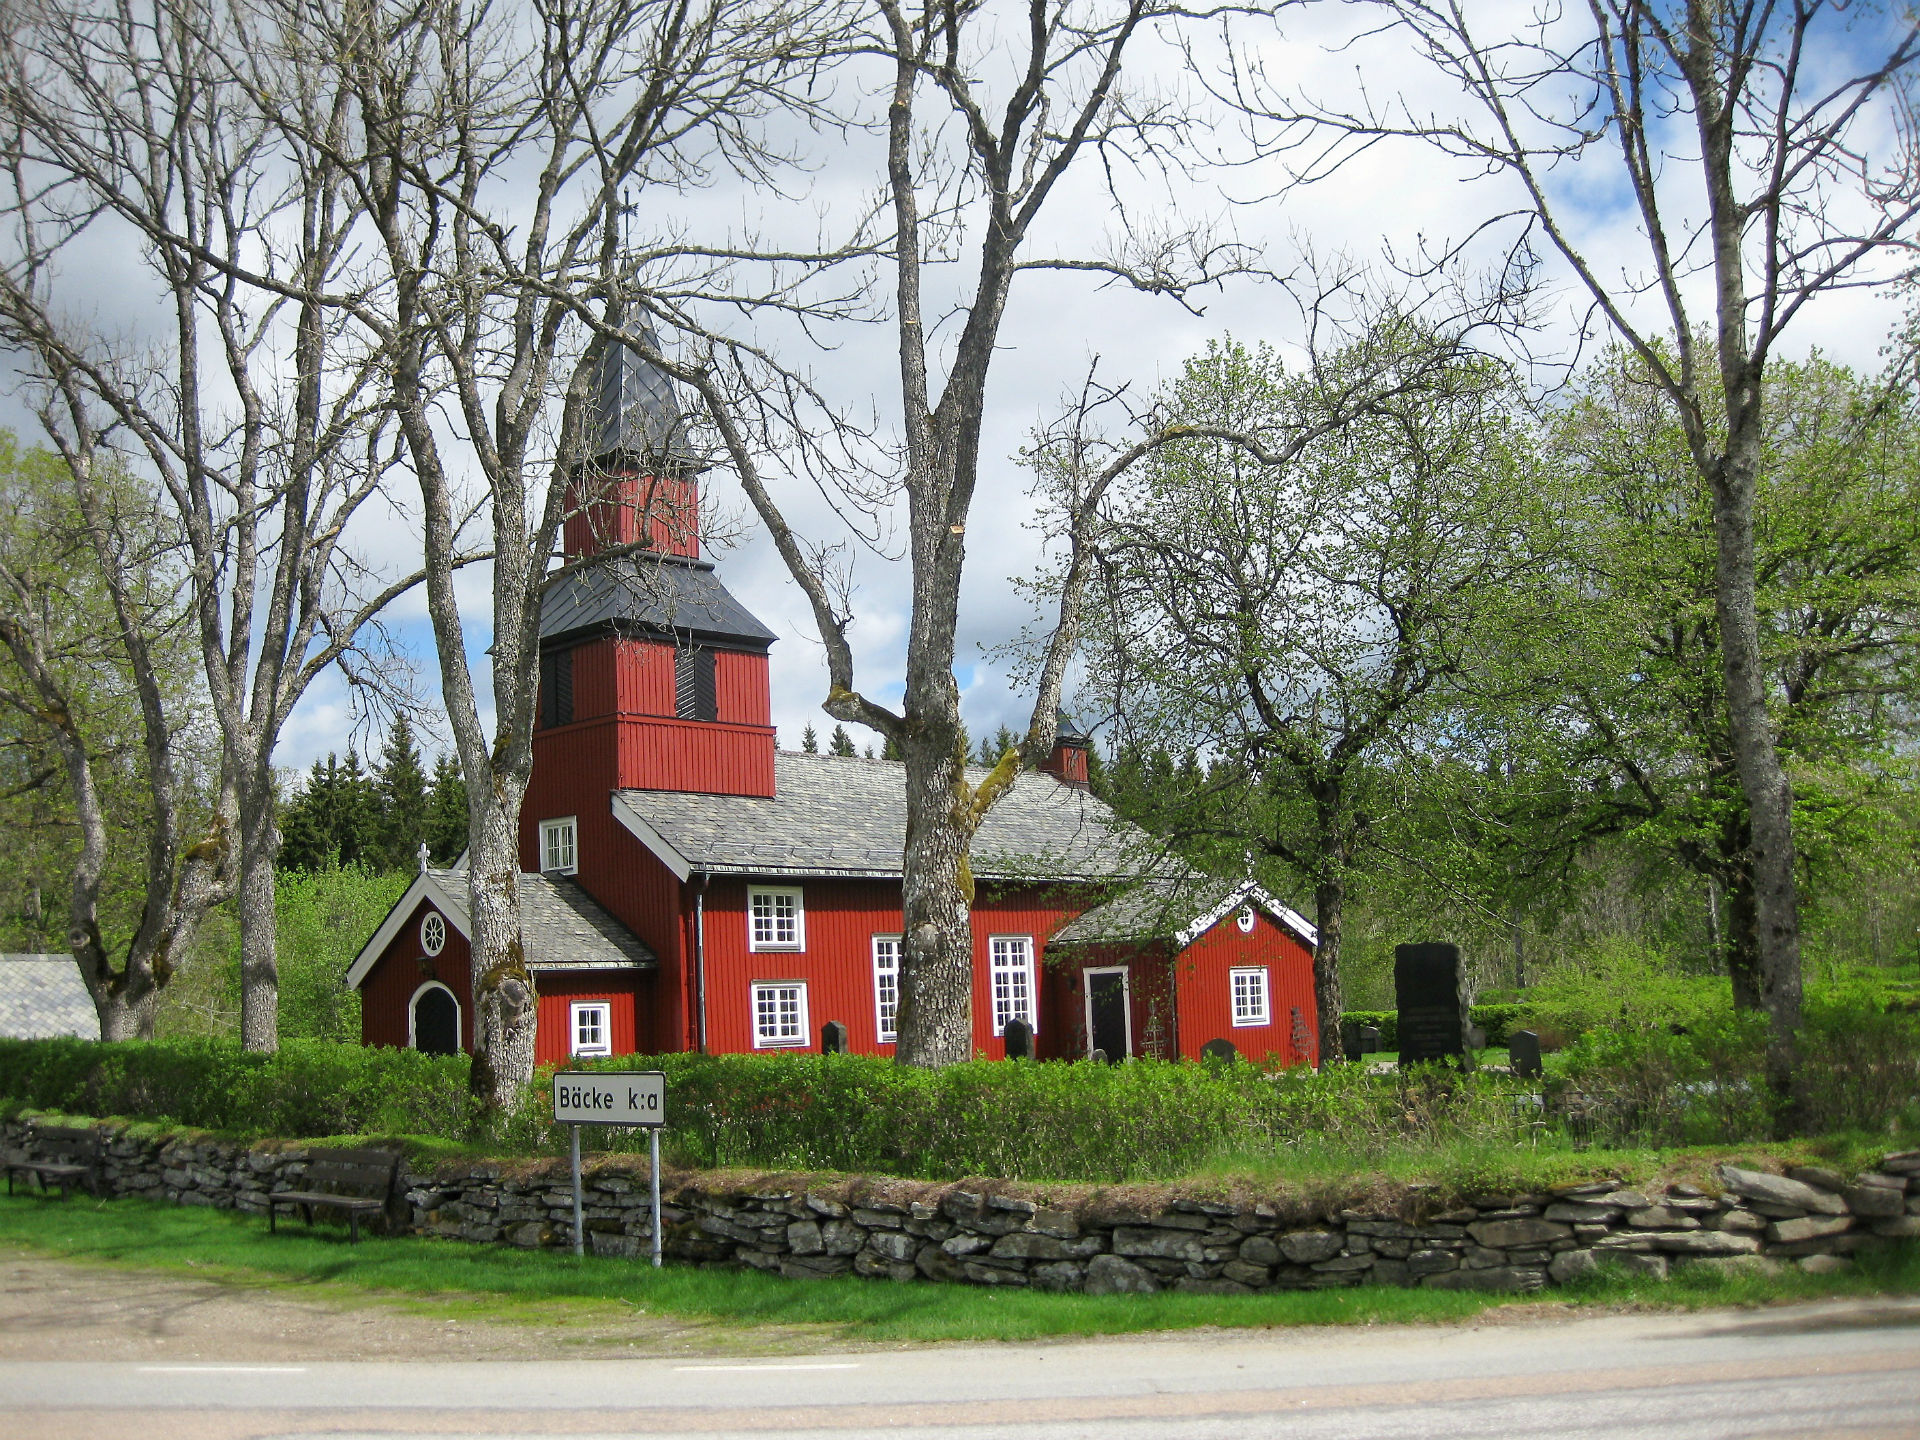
<box><xmin>236</xmin><ymin>781</ymin><xmax>279</xmax><ymax>1052</ymax></box>
<box><xmin>1312</xmin><ymin>877</ymin><xmax>1346</xmax><ymax>1067</ymax></box>
<box><xmin>1721</xmin><ymin>864</ymin><xmax>1761</xmax><ymax>1012</ymax></box>
<box><xmin>892</xmin><ymin>716</ymin><xmax>976</xmax><ymax>1069</ymax></box>
<box><xmin>466</xmin><ymin>787</ymin><xmax>538</xmax><ymax>1108</ymax></box>
<box><xmin>1707</xmin><ymin>444</ymin><xmax>1804</xmax><ymax>1127</ymax></box>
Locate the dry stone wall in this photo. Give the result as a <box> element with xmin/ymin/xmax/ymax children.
<box><xmin>5</xmin><ymin>1116</ymin><xmax>1916</xmax><ymax>1294</ymax></box>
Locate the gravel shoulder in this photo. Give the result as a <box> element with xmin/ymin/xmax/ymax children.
<box><xmin>0</xmin><ymin>1247</ymin><xmax>847</xmax><ymax>1362</ymax></box>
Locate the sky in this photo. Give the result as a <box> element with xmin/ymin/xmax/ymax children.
<box><xmin>4</xmin><ymin>1</ymin><xmax>1912</xmax><ymax>781</ymax></box>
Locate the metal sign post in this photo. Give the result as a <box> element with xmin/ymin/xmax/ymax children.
<box><xmin>552</xmin><ymin>1071</ymin><xmax>667</xmax><ymax>1265</ymax></box>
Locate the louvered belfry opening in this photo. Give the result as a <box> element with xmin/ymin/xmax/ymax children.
<box><xmin>674</xmin><ymin>645</ymin><xmax>717</xmax><ymax>722</ymax></box>
<box><xmin>539</xmin><ymin>647</ymin><xmax>575</xmax><ymax>729</ymax></box>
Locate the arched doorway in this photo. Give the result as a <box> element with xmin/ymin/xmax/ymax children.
<box><xmin>410</xmin><ymin>982</ymin><xmax>460</xmax><ymax>1055</ymax></box>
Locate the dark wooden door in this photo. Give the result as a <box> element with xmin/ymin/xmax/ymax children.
<box><xmin>1088</xmin><ymin>971</ymin><xmax>1128</xmax><ymax>1061</ymax></box>
<box><xmin>413</xmin><ymin>987</ymin><xmax>460</xmax><ymax>1055</ymax></box>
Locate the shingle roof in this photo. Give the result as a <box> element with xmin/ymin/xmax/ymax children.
<box><xmin>0</xmin><ymin>955</ymin><xmax>99</xmax><ymax>1040</ymax></box>
<box><xmin>540</xmin><ymin>553</ymin><xmax>777</xmax><ymax>650</ymax></box>
<box><xmin>420</xmin><ymin>871</ymin><xmax>658</xmax><ymax>972</ymax></box>
<box><xmin>614</xmin><ymin>752</ymin><xmax>1141</xmax><ymax>881</ymax></box>
<box><xmin>1051</xmin><ymin>877</ymin><xmax>1319</xmax><ymax>949</ymax></box>
<box><xmin>586</xmin><ymin>332</ymin><xmax>702</xmax><ymax>471</ymax></box>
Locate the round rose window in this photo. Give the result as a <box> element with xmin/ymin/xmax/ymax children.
<box><xmin>420</xmin><ymin>911</ymin><xmax>446</xmax><ymax>956</ymax></box>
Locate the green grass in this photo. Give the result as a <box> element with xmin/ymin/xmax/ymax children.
<box><xmin>3</xmin><ymin>1191</ymin><xmax>1915</xmax><ymax>1346</ymax></box>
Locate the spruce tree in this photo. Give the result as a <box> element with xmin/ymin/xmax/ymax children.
<box><xmin>374</xmin><ymin>717</ymin><xmax>430</xmax><ymax>871</ymax></box>
<box><xmin>424</xmin><ymin>754</ymin><xmax>470</xmax><ymax>864</ymax></box>
<box><xmin>828</xmin><ymin>723</ymin><xmax>857</xmax><ymax>756</ymax></box>
<box><xmin>800</xmin><ymin>723</ymin><xmax>819</xmax><ymax>754</ymax></box>
<box><xmin>277</xmin><ymin>757</ymin><xmax>341</xmax><ymax>872</ymax></box>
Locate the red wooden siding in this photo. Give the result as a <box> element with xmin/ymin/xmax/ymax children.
<box><xmin>570</xmin><ymin>638</ymin><xmax>617</xmax><ymax>720</ymax></box>
<box><xmin>1173</xmin><ymin>908</ymin><xmax>1317</xmax><ymax>1066</ymax></box>
<box><xmin>693</xmin><ymin>878</ymin><xmax>1090</xmax><ymax>1059</ymax></box>
<box><xmin>564</xmin><ymin>471</ymin><xmax>700</xmax><ymax>560</ymax></box>
<box><xmin>715</xmin><ymin>651</ymin><xmax>771</xmax><ymax>726</ymax></box>
<box><xmin>613</xmin><ymin>716</ymin><xmax>775</xmax><ymax>796</ymax></box>
<box><xmin>532</xmin><ymin>972</ymin><xmax>645</xmax><ymax>1066</ymax></box>
<box><xmin>1040</xmin><ymin>942</ymin><xmax>1180</xmax><ymax>1061</ymax></box>
<box><xmin>616</xmin><ymin>639</ymin><xmax>674</xmax><ymax>715</ymax></box>
<box><xmin>359</xmin><ymin>896</ymin><xmax>476</xmax><ymax>1054</ymax></box>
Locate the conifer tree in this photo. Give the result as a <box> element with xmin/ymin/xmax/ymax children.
<box><xmin>373</xmin><ymin>717</ymin><xmax>430</xmax><ymax>872</ymax></box>
<box><xmin>424</xmin><ymin>754</ymin><xmax>469</xmax><ymax>865</ymax></box>
<box><xmin>828</xmin><ymin>724</ymin><xmax>857</xmax><ymax>756</ymax></box>
<box><xmin>800</xmin><ymin>723</ymin><xmax>819</xmax><ymax>754</ymax></box>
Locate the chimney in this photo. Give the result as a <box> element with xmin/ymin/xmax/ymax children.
<box><xmin>1041</xmin><ymin>709</ymin><xmax>1090</xmax><ymax>788</ymax></box>
<box><xmin>564</xmin><ymin>331</ymin><xmax>705</xmax><ymax>562</ymax></box>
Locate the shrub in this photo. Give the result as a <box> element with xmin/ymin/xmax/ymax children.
<box><xmin>0</xmin><ymin>1036</ymin><xmax>472</xmax><ymax>1138</ymax></box>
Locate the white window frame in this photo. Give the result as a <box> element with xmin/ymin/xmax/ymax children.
<box><xmin>540</xmin><ymin>817</ymin><xmax>578</xmax><ymax>876</ymax></box>
<box><xmin>751</xmin><ymin>980</ymin><xmax>809</xmax><ymax>1049</ymax></box>
<box><xmin>1230</xmin><ymin>966</ymin><xmax>1271</xmax><ymax>1027</ymax></box>
<box><xmin>407</xmin><ymin>980</ymin><xmax>461</xmax><ymax>1052</ymax></box>
<box><xmin>1081</xmin><ymin>965</ymin><xmax>1132</xmax><ymax>1061</ymax></box>
<box><xmin>872</xmin><ymin>935</ymin><xmax>901</xmax><ymax>1043</ymax></box>
<box><xmin>419</xmin><ymin>911</ymin><xmax>446</xmax><ymax>956</ymax></box>
<box><xmin>989</xmin><ymin>935</ymin><xmax>1037</xmax><ymax>1038</ymax></box>
<box><xmin>747</xmin><ymin>886</ymin><xmax>804</xmax><ymax>951</ymax></box>
<box><xmin>569</xmin><ymin>1000</ymin><xmax>612</xmax><ymax>1057</ymax></box>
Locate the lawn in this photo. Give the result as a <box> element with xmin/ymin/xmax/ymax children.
<box><xmin>3</xmin><ymin>1190</ymin><xmax>1916</xmax><ymax>1346</ymax></box>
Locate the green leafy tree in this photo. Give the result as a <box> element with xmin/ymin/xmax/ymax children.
<box><xmin>0</xmin><ymin>431</ymin><xmax>227</xmax><ymax>1038</ymax></box>
<box><xmin>1080</xmin><ymin>333</ymin><xmax>1548</xmax><ymax>1060</ymax></box>
<box><xmin>1475</xmin><ymin>351</ymin><xmax>1920</xmax><ymax>1007</ymax></box>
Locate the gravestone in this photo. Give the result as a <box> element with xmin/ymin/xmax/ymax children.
<box><xmin>820</xmin><ymin>1020</ymin><xmax>849</xmax><ymax>1055</ymax></box>
<box><xmin>1394</xmin><ymin>942</ymin><xmax>1468</xmax><ymax>1068</ymax></box>
<box><xmin>1003</xmin><ymin>1017</ymin><xmax>1033</xmax><ymax>1060</ymax></box>
<box><xmin>1341</xmin><ymin>1020</ymin><xmax>1381</xmax><ymax>1059</ymax></box>
<box><xmin>1509</xmin><ymin>1028</ymin><xmax>1543</xmax><ymax>1079</ymax></box>
<box><xmin>1200</xmin><ymin>1037</ymin><xmax>1239</xmax><ymax>1065</ymax></box>
<box><xmin>1088</xmin><ymin>1047</ymin><xmax>1108</xmax><ymax>1065</ymax></box>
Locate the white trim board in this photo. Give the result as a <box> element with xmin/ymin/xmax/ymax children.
<box><xmin>1174</xmin><ymin>880</ymin><xmax>1319</xmax><ymax>952</ymax></box>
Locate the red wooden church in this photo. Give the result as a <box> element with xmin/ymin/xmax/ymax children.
<box><xmin>348</xmin><ymin>341</ymin><xmax>1319</xmax><ymax>1067</ymax></box>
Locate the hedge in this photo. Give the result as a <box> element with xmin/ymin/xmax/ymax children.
<box><xmin>1337</xmin><ymin>1004</ymin><xmax>1528</xmax><ymax>1050</ymax></box>
<box><xmin>0</xmin><ymin>1036</ymin><xmax>473</xmax><ymax>1139</ymax></box>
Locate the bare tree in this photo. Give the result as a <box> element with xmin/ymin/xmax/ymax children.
<box><xmin>0</xmin><ymin>402</ymin><xmax>229</xmax><ymax>1039</ymax></box>
<box><xmin>0</xmin><ymin>0</ymin><xmax>441</xmax><ymax>1050</ymax></box>
<box><xmin>1249</xmin><ymin>0</ymin><xmax>1920</xmax><ymax>1120</ymax></box>
<box><xmin>681</xmin><ymin>0</ymin><xmax>1272</xmax><ymax>1067</ymax></box>
<box><xmin>271</xmin><ymin>0</ymin><xmax>864</xmax><ymax>1106</ymax></box>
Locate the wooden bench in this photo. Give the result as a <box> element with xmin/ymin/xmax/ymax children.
<box><xmin>266</xmin><ymin>1147</ymin><xmax>401</xmax><ymax>1244</ymax></box>
<box><xmin>4</xmin><ymin>1125</ymin><xmax>103</xmax><ymax>1199</ymax></box>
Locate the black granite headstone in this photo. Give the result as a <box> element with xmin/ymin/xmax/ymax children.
<box><xmin>1394</xmin><ymin>942</ymin><xmax>1467</xmax><ymax>1068</ymax></box>
<box><xmin>1509</xmin><ymin>1028</ymin><xmax>1543</xmax><ymax>1079</ymax></box>
<box><xmin>1359</xmin><ymin>1024</ymin><xmax>1381</xmax><ymax>1055</ymax></box>
<box><xmin>1003</xmin><ymin>1017</ymin><xmax>1033</xmax><ymax>1060</ymax></box>
<box><xmin>820</xmin><ymin>1020</ymin><xmax>849</xmax><ymax>1054</ymax></box>
<box><xmin>1200</xmin><ymin>1037</ymin><xmax>1239</xmax><ymax>1065</ymax></box>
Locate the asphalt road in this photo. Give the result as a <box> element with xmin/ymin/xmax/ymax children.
<box><xmin>5</xmin><ymin>1295</ymin><xmax>1919</xmax><ymax>1440</ymax></box>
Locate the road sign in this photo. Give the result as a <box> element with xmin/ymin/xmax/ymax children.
<box><xmin>552</xmin><ymin>1070</ymin><xmax>665</xmax><ymax>1127</ymax></box>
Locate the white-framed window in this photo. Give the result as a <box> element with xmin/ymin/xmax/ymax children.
<box><xmin>989</xmin><ymin>935</ymin><xmax>1036</xmax><ymax>1037</ymax></box>
<box><xmin>419</xmin><ymin>911</ymin><xmax>446</xmax><ymax>956</ymax></box>
<box><xmin>872</xmin><ymin>935</ymin><xmax>901</xmax><ymax>1043</ymax></box>
<box><xmin>1230</xmin><ymin>966</ymin><xmax>1271</xmax><ymax>1027</ymax></box>
<box><xmin>540</xmin><ymin>817</ymin><xmax>578</xmax><ymax>875</ymax></box>
<box><xmin>751</xmin><ymin>981</ymin><xmax>809</xmax><ymax>1049</ymax></box>
<box><xmin>747</xmin><ymin>886</ymin><xmax>804</xmax><ymax>951</ymax></box>
<box><xmin>570</xmin><ymin>1000</ymin><xmax>612</xmax><ymax>1057</ymax></box>
<box><xmin>1235</xmin><ymin>906</ymin><xmax>1256</xmax><ymax>934</ymax></box>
